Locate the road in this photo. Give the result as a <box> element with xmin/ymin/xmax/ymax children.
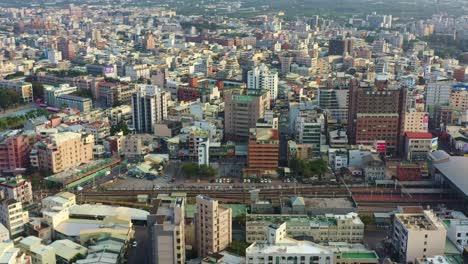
<box><xmin>0</xmin><ymin>104</ymin><xmax>39</xmax><ymax>118</ymax></box>
<box><xmin>127</xmin><ymin>225</ymin><xmax>149</xmax><ymax>264</ymax></box>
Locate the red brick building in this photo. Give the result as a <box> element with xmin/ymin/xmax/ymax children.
<box><xmin>246</xmin><ymin>128</ymin><xmax>279</xmax><ymax>176</ymax></box>
<box><xmin>396</xmin><ymin>164</ymin><xmax>423</xmax><ymax>181</ymax></box>
<box><xmin>348</xmin><ymin>81</ymin><xmax>406</xmax><ymax>155</ymax></box>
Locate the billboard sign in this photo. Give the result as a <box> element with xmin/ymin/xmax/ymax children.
<box><xmin>431</xmin><ymin>137</ymin><xmax>438</xmax><ymax>150</ymax></box>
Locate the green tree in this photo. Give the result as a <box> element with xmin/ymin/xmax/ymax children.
<box><xmin>226</xmin><ymin>240</ymin><xmax>250</xmax><ymax>256</ymax></box>
<box><xmin>31</xmin><ymin>81</ymin><xmax>45</xmax><ymax>100</ymax></box>
<box><xmin>110</xmin><ymin>121</ymin><xmax>130</xmax><ymax>136</ymax></box>
<box><xmin>181</xmin><ymin>163</ymin><xmax>199</xmax><ymax>178</ymax></box>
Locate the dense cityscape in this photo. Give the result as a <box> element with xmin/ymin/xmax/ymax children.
<box><xmin>0</xmin><ymin>0</ymin><xmax>467</xmax><ymax>263</ymax></box>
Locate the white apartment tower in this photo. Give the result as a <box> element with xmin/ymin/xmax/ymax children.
<box><xmin>248</xmin><ymin>64</ymin><xmax>279</xmax><ymax>100</ymax></box>
<box><xmin>132</xmin><ymin>84</ymin><xmax>169</xmax><ymax>133</ymax></box>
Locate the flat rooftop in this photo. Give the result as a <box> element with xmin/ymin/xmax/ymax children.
<box><xmin>247</xmin><ymin>238</ymin><xmax>333</xmax><ymax>255</ymax></box>
<box><xmin>341</xmin><ymin>252</ymin><xmax>378</xmax><ymax>259</ymax></box>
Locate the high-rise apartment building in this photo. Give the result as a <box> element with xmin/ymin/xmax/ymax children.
<box><xmin>131</xmin><ymin>85</ymin><xmax>169</xmax><ymax>133</ymax></box>
<box><xmin>295</xmin><ymin>113</ymin><xmax>324</xmax><ymax>158</ymax></box>
<box><xmin>347</xmin><ymin>81</ymin><xmax>406</xmax><ymax>155</ymax></box>
<box><xmin>425</xmin><ymin>81</ymin><xmax>452</xmax><ymax>122</ymax></box>
<box><xmin>224</xmin><ymin>89</ymin><xmax>270</xmax><ymax>141</ymax></box>
<box><xmin>33</xmin><ymin>132</ymin><xmax>94</xmax><ymax>174</ymax></box>
<box><xmin>195</xmin><ymin>195</ymin><xmax>232</xmax><ymax>258</ymax></box>
<box><xmin>392</xmin><ymin>208</ymin><xmax>446</xmax><ymax>263</ymax></box>
<box><xmin>0</xmin><ymin>199</ymin><xmax>29</xmax><ymax>237</ymax></box>
<box><xmin>0</xmin><ymin>131</ymin><xmax>34</xmax><ymax>174</ymax></box>
<box><xmin>247</xmin><ymin>64</ymin><xmax>279</xmax><ymax>100</ymax></box>
<box><xmin>328</xmin><ymin>38</ymin><xmax>348</xmax><ymax>55</ymax></box>
<box><xmin>144</xmin><ymin>32</ymin><xmax>156</xmax><ymax>51</ymax></box>
<box><xmin>147</xmin><ymin>194</ymin><xmax>185</xmax><ymax>264</ymax></box>
<box><xmin>450</xmin><ymin>88</ymin><xmax>468</xmax><ymax>111</ymax></box>
<box><xmin>403</xmin><ymin>110</ymin><xmax>429</xmax><ymax>133</ymax></box>
<box><xmin>57</xmin><ymin>38</ymin><xmax>75</xmax><ymax>61</ymax></box>
<box><xmin>278</xmin><ymin>55</ymin><xmax>293</xmax><ymax>75</ymax></box>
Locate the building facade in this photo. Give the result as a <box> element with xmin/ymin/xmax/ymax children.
<box><xmin>247</xmin><ymin>64</ymin><xmax>279</xmax><ymax>100</ymax></box>
<box><xmin>393</xmin><ymin>209</ymin><xmax>446</xmax><ymax>263</ymax></box>
<box><xmin>224</xmin><ymin>89</ymin><xmax>270</xmax><ymax>141</ymax></box>
<box><xmin>33</xmin><ymin>132</ymin><xmax>94</xmax><ymax>174</ymax></box>
<box><xmin>147</xmin><ymin>194</ymin><xmax>185</xmax><ymax>264</ymax></box>
<box><xmin>132</xmin><ymin>85</ymin><xmax>169</xmax><ymax>133</ymax></box>
<box><xmin>195</xmin><ymin>195</ymin><xmax>232</xmax><ymax>258</ymax></box>
<box><xmin>246</xmin><ymin>213</ymin><xmax>364</xmax><ymax>244</ymax></box>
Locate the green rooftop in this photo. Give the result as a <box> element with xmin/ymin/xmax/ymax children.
<box><xmin>341</xmin><ymin>252</ymin><xmax>378</xmax><ymax>259</ymax></box>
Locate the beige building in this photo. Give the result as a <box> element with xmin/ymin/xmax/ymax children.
<box><xmin>393</xmin><ymin>209</ymin><xmax>447</xmax><ymax>263</ymax></box>
<box><xmin>450</xmin><ymin>89</ymin><xmax>468</xmax><ymax>111</ymax></box>
<box><xmin>0</xmin><ymin>199</ymin><xmax>29</xmax><ymax>237</ymax></box>
<box><xmin>147</xmin><ymin>194</ymin><xmax>186</xmax><ymax>264</ymax></box>
<box><xmin>195</xmin><ymin>195</ymin><xmax>232</xmax><ymax>257</ymax></box>
<box><xmin>0</xmin><ymin>80</ymin><xmax>34</xmax><ymax>103</ymax></box>
<box><xmin>403</xmin><ymin>110</ymin><xmax>429</xmax><ymax>133</ymax></box>
<box><xmin>34</xmin><ymin>132</ymin><xmax>94</xmax><ymax>173</ymax></box>
<box><xmin>18</xmin><ymin>236</ymin><xmax>56</xmax><ymax>264</ymax></box>
<box><xmin>224</xmin><ymin>89</ymin><xmax>270</xmax><ymax>141</ymax></box>
<box><xmin>246</xmin><ymin>212</ymin><xmax>364</xmax><ymax>244</ymax></box>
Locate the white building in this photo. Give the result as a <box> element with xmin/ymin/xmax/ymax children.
<box><xmin>246</xmin><ymin>222</ymin><xmax>334</xmax><ymax>264</ymax></box>
<box><xmin>44</xmin><ymin>84</ymin><xmax>77</xmax><ymax>107</ymax></box>
<box><xmin>125</xmin><ymin>64</ymin><xmax>150</xmax><ymax>81</ymax></box>
<box><xmin>131</xmin><ymin>85</ymin><xmax>169</xmax><ymax>133</ymax></box>
<box><xmin>393</xmin><ymin>209</ymin><xmax>447</xmax><ymax>263</ymax></box>
<box><xmin>328</xmin><ymin>148</ymin><xmax>348</xmax><ymax>171</ymax></box>
<box><xmin>198</xmin><ymin>138</ymin><xmax>210</xmax><ymax>166</ymax></box>
<box><xmin>47</xmin><ymin>49</ymin><xmax>62</xmax><ymax>64</ymax></box>
<box><xmin>443</xmin><ymin>211</ymin><xmax>468</xmax><ymax>252</ymax></box>
<box><xmin>248</xmin><ymin>64</ymin><xmax>279</xmax><ymax>100</ymax></box>
<box><xmin>0</xmin><ymin>199</ymin><xmax>29</xmax><ymax>237</ymax></box>
<box><xmin>0</xmin><ymin>175</ymin><xmax>33</xmax><ymax>205</ymax></box>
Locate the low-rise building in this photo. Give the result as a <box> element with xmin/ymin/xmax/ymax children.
<box><xmin>246</xmin><ymin>223</ymin><xmax>334</xmax><ymax>264</ymax></box>
<box><xmin>362</xmin><ymin>153</ymin><xmax>386</xmax><ymax>181</ymax></box>
<box><xmin>0</xmin><ymin>80</ymin><xmax>34</xmax><ymax>103</ymax></box>
<box><xmin>246</xmin><ymin>212</ymin><xmax>364</xmax><ymax>244</ymax></box>
<box><xmin>404</xmin><ymin>132</ymin><xmax>433</xmax><ymax>161</ymax></box>
<box><xmin>49</xmin><ymin>239</ymin><xmax>87</xmax><ymax>264</ymax></box>
<box><xmin>55</xmin><ymin>94</ymin><xmax>92</xmax><ymax>113</ymax></box>
<box><xmin>0</xmin><ymin>241</ymin><xmax>32</xmax><ymax>263</ymax></box>
<box><xmin>392</xmin><ymin>208</ymin><xmax>447</xmax><ymax>263</ymax></box>
<box><xmin>18</xmin><ymin>236</ymin><xmax>56</xmax><ymax>264</ymax></box>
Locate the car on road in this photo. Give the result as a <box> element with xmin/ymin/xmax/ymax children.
<box><xmin>132</xmin><ymin>241</ymin><xmax>137</xmax><ymax>248</ymax></box>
